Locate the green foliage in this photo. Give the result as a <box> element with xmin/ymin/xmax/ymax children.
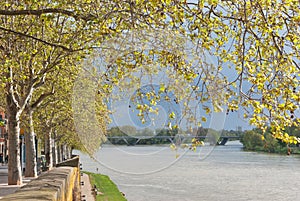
<box><xmin>84</xmin><ymin>171</ymin><xmax>127</xmax><ymax>201</ymax></box>
<box><xmin>241</xmin><ymin>130</ymin><xmax>264</xmax><ymax>151</ymax></box>
<box><xmin>1</xmin><ymin>0</ymin><xmax>300</xmax><ymax>171</ymax></box>
<box><xmin>262</xmin><ymin>134</ymin><xmax>284</xmax><ymax>153</ymax></box>
<box><xmin>0</xmin><ymin>118</ymin><xmax>5</xmax><ymax>127</ymax></box>
<box><xmin>241</xmin><ymin>129</ymin><xmax>300</xmax><ymax>154</ymax></box>
<box><xmin>96</xmin><ymin>0</ymin><xmax>300</xmax><ymax>143</ymax></box>
<box><xmin>197</xmin><ymin>128</ymin><xmax>220</xmax><ymax>145</ymax></box>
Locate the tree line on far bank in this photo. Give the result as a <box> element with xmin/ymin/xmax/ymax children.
<box><xmin>107</xmin><ymin>125</ymin><xmax>300</xmax><ymax>156</ymax></box>
<box><xmin>241</xmin><ymin>126</ymin><xmax>300</xmax><ymax>155</ymax></box>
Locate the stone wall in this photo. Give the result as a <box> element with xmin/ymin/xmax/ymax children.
<box><xmin>56</xmin><ymin>155</ymin><xmax>80</xmax><ymax>169</ymax></box>
<box><xmin>1</xmin><ymin>156</ymin><xmax>80</xmax><ymax>201</ymax></box>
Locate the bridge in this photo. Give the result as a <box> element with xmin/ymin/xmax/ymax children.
<box><xmin>105</xmin><ymin>135</ymin><xmax>241</xmax><ymax>146</ymax></box>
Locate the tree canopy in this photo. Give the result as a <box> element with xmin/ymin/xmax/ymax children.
<box><xmin>92</xmin><ymin>0</ymin><xmax>300</xmax><ymax>145</ymax></box>
<box><xmin>0</xmin><ymin>0</ymin><xmax>300</xmax><ymax>184</ymax></box>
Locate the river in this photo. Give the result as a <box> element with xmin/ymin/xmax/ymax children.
<box><xmin>75</xmin><ymin>141</ymin><xmax>300</xmax><ymax>201</ymax></box>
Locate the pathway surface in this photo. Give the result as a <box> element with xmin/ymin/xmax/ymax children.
<box><xmin>81</xmin><ymin>173</ymin><xmax>96</xmax><ymax>201</ymax></box>
<box><xmin>0</xmin><ymin>165</ymin><xmax>32</xmax><ymax>199</ymax></box>
<box><xmin>1</xmin><ymin>165</ymin><xmax>95</xmax><ymax>201</ymax></box>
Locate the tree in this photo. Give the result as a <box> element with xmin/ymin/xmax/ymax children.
<box><xmin>120</xmin><ymin>125</ymin><xmax>137</xmax><ymax>136</ymax></box>
<box><xmin>1</xmin><ymin>0</ymin><xmax>300</xmax><ymax>185</ymax></box>
<box><xmin>104</xmin><ymin>0</ymin><xmax>300</xmax><ymax>141</ymax></box>
<box><xmin>183</xmin><ymin>0</ymin><xmax>300</xmax><ymax>142</ymax></box>
<box><xmin>0</xmin><ymin>0</ymin><xmax>181</xmax><ymax>184</ymax></box>
<box><xmin>0</xmin><ymin>3</ymin><xmax>92</xmax><ymax>183</ymax></box>
<box><xmin>0</xmin><ymin>1</ymin><xmax>101</xmax><ymax>184</ymax></box>
<box><xmin>241</xmin><ymin>130</ymin><xmax>264</xmax><ymax>151</ymax></box>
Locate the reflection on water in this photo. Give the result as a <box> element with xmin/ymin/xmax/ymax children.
<box><xmin>75</xmin><ymin>141</ymin><xmax>300</xmax><ymax>201</ymax></box>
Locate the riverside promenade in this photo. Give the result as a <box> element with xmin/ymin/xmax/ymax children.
<box><xmin>0</xmin><ymin>165</ymin><xmax>95</xmax><ymax>201</ymax></box>
<box><xmin>0</xmin><ymin>165</ymin><xmax>31</xmax><ymax>199</ymax></box>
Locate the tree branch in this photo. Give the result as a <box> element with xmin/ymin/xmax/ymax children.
<box><xmin>31</xmin><ymin>90</ymin><xmax>55</xmax><ymax>110</ymax></box>
<box><xmin>0</xmin><ymin>26</ymin><xmax>73</xmax><ymax>51</ymax></box>
<box><xmin>292</xmin><ymin>60</ymin><xmax>300</xmax><ymax>70</ymax></box>
<box><xmin>0</xmin><ymin>8</ymin><xmax>97</xmax><ymax>21</ymax></box>
<box><xmin>33</xmin><ymin>74</ymin><xmax>46</xmax><ymax>89</ymax></box>
<box><xmin>7</xmin><ymin>67</ymin><xmax>21</xmax><ymax>109</ymax></box>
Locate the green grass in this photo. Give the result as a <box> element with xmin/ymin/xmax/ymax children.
<box><xmin>83</xmin><ymin>171</ymin><xmax>127</xmax><ymax>201</ymax></box>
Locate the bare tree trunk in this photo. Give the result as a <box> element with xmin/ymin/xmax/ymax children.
<box><xmin>52</xmin><ymin>131</ymin><xmax>58</xmax><ymax>166</ymax></box>
<box><xmin>66</xmin><ymin>146</ymin><xmax>70</xmax><ymax>159</ymax></box>
<box><xmin>63</xmin><ymin>144</ymin><xmax>67</xmax><ymax>160</ymax></box>
<box><xmin>7</xmin><ymin>98</ymin><xmax>22</xmax><ymax>185</ymax></box>
<box><xmin>61</xmin><ymin>144</ymin><xmax>65</xmax><ymax>161</ymax></box>
<box><xmin>69</xmin><ymin>146</ymin><xmax>72</xmax><ymax>159</ymax></box>
<box><xmin>52</xmin><ymin>143</ymin><xmax>57</xmax><ymax>166</ymax></box>
<box><xmin>24</xmin><ymin>108</ymin><xmax>37</xmax><ymax>177</ymax></box>
<box><xmin>44</xmin><ymin>128</ymin><xmax>53</xmax><ymax>169</ymax></box>
<box><xmin>57</xmin><ymin>144</ymin><xmax>61</xmax><ymax>163</ymax></box>
<box><xmin>69</xmin><ymin>146</ymin><xmax>73</xmax><ymax>158</ymax></box>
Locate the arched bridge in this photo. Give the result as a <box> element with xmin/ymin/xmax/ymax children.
<box><xmin>105</xmin><ymin>135</ymin><xmax>241</xmax><ymax>146</ymax></box>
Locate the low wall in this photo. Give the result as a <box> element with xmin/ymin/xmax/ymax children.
<box><xmin>1</xmin><ymin>156</ymin><xmax>80</xmax><ymax>201</ymax></box>
<box><xmin>56</xmin><ymin>155</ymin><xmax>80</xmax><ymax>169</ymax></box>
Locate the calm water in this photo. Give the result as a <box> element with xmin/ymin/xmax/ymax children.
<box><xmin>75</xmin><ymin>141</ymin><xmax>300</xmax><ymax>201</ymax></box>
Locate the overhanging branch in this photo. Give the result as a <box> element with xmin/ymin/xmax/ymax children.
<box><xmin>0</xmin><ymin>26</ymin><xmax>73</xmax><ymax>51</ymax></box>
<box><xmin>31</xmin><ymin>91</ymin><xmax>55</xmax><ymax>110</ymax></box>
<box><xmin>0</xmin><ymin>8</ymin><xmax>97</xmax><ymax>21</ymax></box>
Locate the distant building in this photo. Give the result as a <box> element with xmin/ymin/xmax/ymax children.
<box><xmin>237</xmin><ymin>126</ymin><xmax>242</xmax><ymax>132</ymax></box>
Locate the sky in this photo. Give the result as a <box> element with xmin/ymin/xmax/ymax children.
<box><xmin>108</xmin><ymin>82</ymin><xmax>253</xmax><ymax>132</ymax></box>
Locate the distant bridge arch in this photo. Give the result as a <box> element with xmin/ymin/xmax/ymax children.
<box><xmin>105</xmin><ymin>135</ymin><xmax>241</xmax><ymax>146</ymax></box>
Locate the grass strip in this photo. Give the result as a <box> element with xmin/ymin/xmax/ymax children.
<box><xmin>83</xmin><ymin>171</ymin><xmax>127</xmax><ymax>201</ymax></box>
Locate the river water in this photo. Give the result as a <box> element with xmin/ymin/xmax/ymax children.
<box><xmin>75</xmin><ymin>141</ymin><xmax>300</xmax><ymax>201</ymax></box>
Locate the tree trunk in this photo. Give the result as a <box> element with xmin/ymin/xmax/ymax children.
<box><xmin>24</xmin><ymin>109</ymin><xmax>37</xmax><ymax>177</ymax></box>
<box><xmin>52</xmin><ymin>142</ymin><xmax>57</xmax><ymax>166</ymax></box>
<box><xmin>52</xmin><ymin>132</ymin><xmax>58</xmax><ymax>166</ymax></box>
<box><xmin>63</xmin><ymin>144</ymin><xmax>67</xmax><ymax>160</ymax></box>
<box><xmin>57</xmin><ymin>144</ymin><xmax>61</xmax><ymax>163</ymax></box>
<box><xmin>69</xmin><ymin>146</ymin><xmax>73</xmax><ymax>159</ymax></box>
<box><xmin>66</xmin><ymin>146</ymin><xmax>70</xmax><ymax>159</ymax></box>
<box><xmin>60</xmin><ymin>144</ymin><xmax>64</xmax><ymax>161</ymax></box>
<box><xmin>44</xmin><ymin>128</ymin><xmax>53</xmax><ymax>169</ymax></box>
<box><xmin>6</xmin><ymin>98</ymin><xmax>22</xmax><ymax>185</ymax></box>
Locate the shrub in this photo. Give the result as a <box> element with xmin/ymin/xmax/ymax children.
<box><xmin>241</xmin><ymin>130</ymin><xmax>264</xmax><ymax>151</ymax></box>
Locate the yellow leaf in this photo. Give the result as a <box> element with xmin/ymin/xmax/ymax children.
<box><xmin>169</xmin><ymin>112</ymin><xmax>176</xmax><ymax>119</ymax></box>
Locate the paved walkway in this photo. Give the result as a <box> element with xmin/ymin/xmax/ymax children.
<box><xmin>81</xmin><ymin>173</ymin><xmax>96</xmax><ymax>201</ymax></box>
<box><xmin>0</xmin><ymin>165</ymin><xmax>32</xmax><ymax>199</ymax></box>
<box><xmin>0</xmin><ymin>165</ymin><xmax>95</xmax><ymax>201</ymax></box>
